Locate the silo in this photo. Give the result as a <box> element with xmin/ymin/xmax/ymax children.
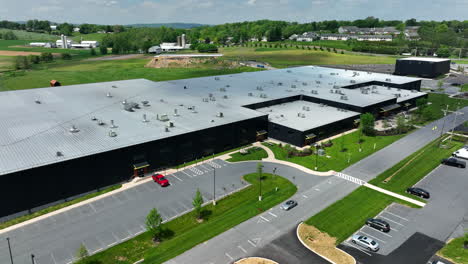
<box><xmin>177</xmin><ymin>36</ymin><xmax>181</xmax><ymax>47</ymax></box>
<box><xmin>182</xmin><ymin>34</ymin><xmax>186</xmax><ymax>48</ymax></box>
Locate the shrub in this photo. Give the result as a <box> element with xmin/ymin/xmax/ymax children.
<box><xmin>99</xmin><ymin>45</ymin><xmax>108</xmax><ymax>55</ymax></box>
<box><xmin>40</xmin><ymin>52</ymin><xmax>53</xmax><ymax>62</ymax></box>
<box><xmin>197</xmin><ymin>43</ymin><xmax>218</xmax><ymax>53</ymax></box>
<box><xmin>90</xmin><ymin>48</ymin><xmax>97</xmax><ymax>56</ymax></box>
<box><xmin>61</xmin><ymin>53</ymin><xmax>72</xmax><ymax>60</ymax></box>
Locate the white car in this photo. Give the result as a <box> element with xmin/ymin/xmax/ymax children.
<box><xmin>453</xmin><ymin>147</ymin><xmax>468</xmax><ymax>160</ymax></box>
<box><xmin>351</xmin><ymin>234</ymin><xmax>380</xmax><ymax>252</ymax></box>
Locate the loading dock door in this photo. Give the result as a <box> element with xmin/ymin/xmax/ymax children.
<box><xmin>256</xmin><ymin>130</ymin><xmax>268</xmax><ymax>142</ymax></box>
<box><xmin>133</xmin><ymin>162</ymin><xmax>150</xmax><ymax>177</ymax></box>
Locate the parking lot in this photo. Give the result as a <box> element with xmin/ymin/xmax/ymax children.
<box><xmin>343</xmin><ymin>203</ymin><xmax>414</xmax><ymax>256</ymax></box>
<box><xmin>0</xmin><ymin>159</ymin><xmax>257</xmax><ymax>264</ymax></box>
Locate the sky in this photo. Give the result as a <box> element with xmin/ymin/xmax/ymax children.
<box><xmin>0</xmin><ymin>0</ymin><xmax>467</xmax><ymax>25</ymax></box>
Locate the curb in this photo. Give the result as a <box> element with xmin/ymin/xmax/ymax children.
<box><xmin>234</xmin><ymin>257</ymin><xmax>279</xmax><ymax>264</ymax></box>
<box><xmin>296</xmin><ymin>222</ymin><xmax>356</xmax><ymax>264</ymax></box>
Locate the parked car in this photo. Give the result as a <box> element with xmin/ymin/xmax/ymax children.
<box><xmin>152</xmin><ymin>174</ymin><xmax>169</xmax><ymax>187</ymax></box>
<box><xmin>452</xmin><ymin>147</ymin><xmax>468</xmax><ymax>160</ymax></box>
<box><xmin>366</xmin><ymin>218</ymin><xmax>390</xmax><ymax>232</ymax></box>
<box><xmin>351</xmin><ymin>235</ymin><xmax>380</xmax><ymax>252</ymax></box>
<box><xmin>406</xmin><ymin>187</ymin><xmax>430</xmax><ymax>199</ymax></box>
<box><xmin>441</xmin><ymin>157</ymin><xmax>466</xmax><ymax>168</ymax></box>
<box><xmin>280</xmin><ymin>200</ymin><xmax>298</xmax><ymax>210</ymax></box>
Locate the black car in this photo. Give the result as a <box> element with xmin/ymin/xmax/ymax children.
<box><xmin>441</xmin><ymin>158</ymin><xmax>466</xmax><ymax>168</ymax></box>
<box><xmin>366</xmin><ymin>218</ymin><xmax>390</xmax><ymax>232</ymax></box>
<box><xmin>406</xmin><ymin>187</ymin><xmax>430</xmax><ymax>199</ymax></box>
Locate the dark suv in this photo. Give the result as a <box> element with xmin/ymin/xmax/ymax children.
<box><xmin>441</xmin><ymin>158</ymin><xmax>466</xmax><ymax>168</ymax></box>
<box><xmin>406</xmin><ymin>187</ymin><xmax>430</xmax><ymax>199</ymax></box>
<box><xmin>366</xmin><ymin>218</ymin><xmax>390</xmax><ymax>232</ymax></box>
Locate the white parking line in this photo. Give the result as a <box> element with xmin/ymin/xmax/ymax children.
<box><xmin>360</xmin><ymin>231</ymin><xmax>386</xmax><ymax>243</ymax></box>
<box><xmin>383</xmin><ymin>211</ymin><xmax>409</xmax><ymax>221</ymax></box>
<box><xmin>171</xmin><ymin>174</ymin><xmax>183</xmax><ymax>181</ymax></box>
<box><xmin>225</xmin><ymin>253</ymin><xmax>233</xmax><ymax>260</ymax></box>
<box><xmin>302</xmin><ymin>194</ymin><xmax>308</xmax><ymax>198</ymax></box>
<box><xmin>379</xmin><ymin>215</ymin><xmax>406</xmax><ymax>226</ymax></box>
<box><xmin>180</xmin><ymin>170</ymin><xmax>193</xmax><ymax>178</ymax></box>
<box><xmin>260</xmin><ymin>216</ymin><xmax>270</xmax><ymax>222</ymax></box>
<box><xmin>51</xmin><ymin>252</ymin><xmax>58</xmax><ymax>264</ymax></box>
<box><xmin>363</xmin><ymin>226</ymin><xmax>392</xmax><ymax>238</ymax></box>
<box><xmin>268</xmin><ymin>212</ymin><xmax>278</xmax><ymax>218</ymax></box>
<box><xmin>247</xmin><ymin>239</ymin><xmax>257</xmax><ymax>247</ymax></box>
<box><xmin>238</xmin><ymin>245</ymin><xmax>247</xmax><ymax>253</ymax></box>
<box><xmin>344</xmin><ymin>242</ymin><xmax>372</xmax><ymax>256</ymax></box>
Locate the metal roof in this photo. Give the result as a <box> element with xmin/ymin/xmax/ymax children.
<box><xmin>0</xmin><ymin>66</ymin><xmax>424</xmax><ymax>176</ymax></box>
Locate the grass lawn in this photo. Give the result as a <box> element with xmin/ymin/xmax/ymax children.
<box><xmin>0</xmin><ymin>184</ymin><xmax>121</xmax><ymax>230</ymax></box>
<box><xmin>438</xmin><ymin>236</ymin><xmax>468</xmax><ymax>264</ymax></box>
<box><xmin>461</xmin><ymin>84</ymin><xmax>468</xmax><ymax>92</ymax></box>
<box><xmin>220</xmin><ymin>47</ymin><xmax>396</xmax><ymax>68</ymax></box>
<box><xmin>426</xmin><ymin>93</ymin><xmax>468</xmax><ymax>119</ymax></box>
<box><xmin>227</xmin><ymin>147</ymin><xmax>268</xmax><ymax>162</ymax></box>
<box><xmin>0</xmin><ymin>58</ymin><xmax>261</xmax><ymax>91</ymax></box>
<box><xmin>263</xmin><ymin>131</ymin><xmax>406</xmax><ymax>172</ymax></box>
<box><xmin>77</xmin><ymin>173</ymin><xmax>297</xmax><ymax>264</ymax></box>
<box><xmin>174</xmin><ymin>144</ymin><xmax>252</xmax><ymax>169</ymax></box>
<box><xmin>305</xmin><ymin>137</ymin><xmax>462</xmax><ymax>244</ymax></box>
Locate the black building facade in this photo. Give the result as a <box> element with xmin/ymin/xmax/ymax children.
<box><xmin>394</xmin><ymin>58</ymin><xmax>450</xmax><ymax>78</ymax></box>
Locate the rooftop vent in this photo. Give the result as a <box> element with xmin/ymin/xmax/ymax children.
<box><xmin>220</xmin><ymin>87</ymin><xmax>226</xmax><ymax>92</ymax></box>
<box><xmin>56</xmin><ymin>151</ymin><xmax>63</xmax><ymax>157</ymax></box>
<box><xmin>340</xmin><ymin>95</ymin><xmax>348</xmax><ymax>100</ymax></box>
<box><xmin>203</xmin><ymin>98</ymin><xmax>209</xmax><ymax>102</ymax></box>
<box><xmin>226</xmin><ymin>84</ymin><xmax>230</xmax><ymax>88</ymax></box>
<box><xmin>256</xmin><ymin>86</ymin><xmax>263</xmax><ymax>91</ymax></box>
<box><xmin>397</xmin><ymin>88</ymin><xmax>401</xmax><ymax>91</ymax></box>
<box><xmin>387</xmin><ymin>87</ymin><xmax>391</xmax><ymax>90</ymax></box>
<box><xmin>316</xmin><ymin>80</ymin><xmax>321</xmax><ymax>84</ymax></box>
<box><xmin>174</xmin><ymin>109</ymin><xmax>179</xmax><ymax>116</ymax></box>
<box><xmin>248</xmin><ymin>92</ymin><xmax>253</xmax><ymax>96</ymax></box>
<box><xmin>302</xmin><ymin>82</ymin><xmax>308</xmax><ymax>86</ymax></box>
<box><xmin>159</xmin><ymin>114</ymin><xmax>169</xmax><ymax>121</ymax></box>
<box><xmin>97</xmin><ymin>120</ymin><xmax>105</xmax><ymax>126</ymax></box>
<box><xmin>318</xmin><ymin>74</ymin><xmax>322</xmax><ymax>78</ymax></box>
<box><xmin>110</xmin><ymin>120</ymin><xmax>117</xmax><ymax>128</ymax></box>
<box><xmin>350</xmin><ymin>80</ymin><xmax>356</xmax><ymax>84</ymax></box>
<box><xmin>210</xmin><ymin>97</ymin><xmax>216</xmax><ymax>101</ymax></box>
<box><xmin>191</xmin><ymin>106</ymin><xmax>197</xmax><ymax>113</ymax></box>
<box><xmin>223</xmin><ymin>95</ymin><xmax>228</xmax><ymax>99</ymax></box>
<box><xmin>165</xmin><ymin>127</ymin><xmax>170</xmax><ymax>132</ymax></box>
<box><xmin>330</xmin><ymin>89</ymin><xmax>334</xmax><ymax>93</ymax></box>
<box><xmin>291</xmin><ymin>84</ymin><xmax>297</xmax><ymax>88</ymax></box>
<box><xmin>122</xmin><ymin>99</ymin><xmax>127</xmax><ymax>105</ymax></box>
<box><xmin>69</xmin><ymin>125</ymin><xmax>79</xmax><ymax>133</ymax></box>
<box><xmin>301</xmin><ymin>113</ymin><xmax>306</xmax><ymax>118</ymax></box>
<box><xmin>35</xmin><ymin>99</ymin><xmax>41</xmax><ymax>104</ymax></box>
<box><xmin>91</xmin><ymin>116</ymin><xmax>97</xmax><ymax>121</ymax></box>
<box><xmin>112</xmin><ymin>85</ymin><xmax>117</xmax><ymax>88</ymax></box>
<box><xmin>160</xmin><ymin>99</ymin><xmax>165</xmax><ymax>103</ymax></box>
<box><xmin>142</xmin><ymin>114</ymin><xmax>149</xmax><ymax>123</ymax></box>
<box><xmin>385</xmin><ymin>78</ymin><xmax>391</xmax><ymax>82</ymax></box>
<box><xmin>260</xmin><ymin>93</ymin><xmax>267</xmax><ymax>98</ymax></box>
<box><xmin>209</xmin><ymin>93</ymin><xmax>213</xmax><ymax>97</ymax></box>
<box><xmin>108</xmin><ymin>130</ymin><xmax>117</xmax><ymax>137</ymax></box>
<box><xmin>142</xmin><ymin>101</ymin><xmax>149</xmax><ymax>106</ymax></box>
<box><xmin>184</xmin><ymin>86</ymin><xmax>187</xmax><ymax>89</ymax></box>
<box><xmin>287</xmin><ymin>70</ymin><xmax>292</xmax><ymax>73</ymax></box>
<box><xmin>214</xmin><ymin>77</ymin><xmax>220</xmax><ymax>80</ymax></box>
<box><xmin>217</xmin><ymin>112</ymin><xmax>224</xmax><ymax>118</ymax></box>
<box><xmin>106</xmin><ymin>92</ymin><xmax>112</xmax><ymax>98</ymax></box>
<box><xmin>411</xmin><ymin>89</ymin><xmax>417</xmax><ymax>93</ymax></box>
<box><xmin>166</xmin><ymin>121</ymin><xmax>174</xmax><ymax>127</ymax></box>
<box><xmin>277</xmin><ymin>82</ymin><xmax>283</xmax><ymax>86</ymax></box>
<box><xmin>210</xmin><ymin>119</ymin><xmax>215</xmax><ymax>123</ymax></box>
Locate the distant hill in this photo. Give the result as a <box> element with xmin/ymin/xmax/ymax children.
<box><xmin>126</xmin><ymin>23</ymin><xmax>207</xmax><ymax>29</ymax></box>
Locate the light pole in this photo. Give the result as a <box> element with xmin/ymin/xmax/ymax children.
<box><xmin>438</xmin><ymin>105</ymin><xmax>449</xmax><ymax>148</ymax></box>
<box><xmin>448</xmin><ymin>103</ymin><xmax>463</xmax><ymax>147</ymax></box>
<box><xmin>211</xmin><ymin>166</ymin><xmax>216</xmax><ymax>205</ymax></box>
<box><xmin>258</xmin><ymin>163</ymin><xmax>264</xmax><ymax>201</ymax></box>
<box><xmin>314</xmin><ymin>144</ymin><xmax>318</xmax><ymax>170</ymax></box>
<box><xmin>273</xmin><ymin>167</ymin><xmax>278</xmax><ymax>191</ymax></box>
<box><xmin>31</xmin><ymin>254</ymin><xmax>35</xmax><ymax>264</ymax></box>
<box><xmin>6</xmin><ymin>237</ymin><xmax>13</xmax><ymax>264</ymax></box>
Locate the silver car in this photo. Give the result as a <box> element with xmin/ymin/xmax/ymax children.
<box><xmin>351</xmin><ymin>234</ymin><xmax>380</xmax><ymax>252</ymax></box>
<box><xmin>280</xmin><ymin>200</ymin><xmax>298</xmax><ymax>210</ymax></box>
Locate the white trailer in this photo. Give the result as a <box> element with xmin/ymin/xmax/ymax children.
<box><xmin>453</xmin><ymin>146</ymin><xmax>468</xmax><ymax>160</ymax></box>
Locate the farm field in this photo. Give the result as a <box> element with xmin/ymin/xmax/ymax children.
<box><xmin>220</xmin><ymin>47</ymin><xmax>397</xmax><ymax>68</ymax></box>
<box><xmin>0</xmin><ymin>39</ymin><xmax>92</xmax><ymax>55</ymax></box>
<box><xmin>0</xmin><ymin>58</ymin><xmax>261</xmax><ymax>90</ymax></box>
<box><xmin>0</xmin><ymin>56</ymin><xmax>13</xmax><ymax>72</ymax></box>
<box><xmin>0</xmin><ymin>28</ymin><xmax>58</xmax><ymax>41</ymax></box>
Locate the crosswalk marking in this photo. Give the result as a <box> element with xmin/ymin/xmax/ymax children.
<box><xmin>335</xmin><ymin>172</ymin><xmax>366</xmax><ymax>185</ymax></box>
<box><xmin>206</xmin><ymin>160</ymin><xmax>222</xmax><ymax>168</ymax></box>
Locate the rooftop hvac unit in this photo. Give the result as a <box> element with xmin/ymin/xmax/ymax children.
<box><xmin>318</xmin><ymin>74</ymin><xmax>322</xmax><ymax>78</ymax></box>
<box><xmin>302</xmin><ymin>106</ymin><xmax>307</xmax><ymax>110</ymax></box>
<box><xmin>35</xmin><ymin>99</ymin><xmax>41</xmax><ymax>104</ymax></box>
<box><xmin>411</xmin><ymin>89</ymin><xmax>417</xmax><ymax>93</ymax></box>
<box><xmin>217</xmin><ymin>112</ymin><xmax>224</xmax><ymax>118</ymax></box>
<box><xmin>397</xmin><ymin>88</ymin><xmax>401</xmax><ymax>91</ymax></box>
<box><xmin>112</xmin><ymin>85</ymin><xmax>117</xmax><ymax>88</ymax></box>
<box><xmin>166</xmin><ymin>121</ymin><xmax>174</xmax><ymax>127</ymax></box>
<box><xmin>220</xmin><ymin>88</ymin><xmax>226</xmax><ymax>92</ymax></box>
<box><xmin>340</xmin><ymin>95</ymin><xmax>348</xmax><ymax>100</ymax></box>
<box><xmin>333</xmin><ymin>85</ymin><xmax>340</xmax><ymax>89</ymax></box>
<box><xmin>256</xmin><ymin>86</ymin><xmax>263</xmax><ymax>91</ymax></box>
<box><xmin>350</xmin><ymin>80</ymin><xmax>356</xmax><ymax>83</ymax></box>
<box><xmin>91</xmin><ymin>116</ymin><xmax>97</xmax><ymax>121</ymax></box>
<box><xmin>159</xmin><ymin>114</ymin><xmax>169</xmax><ymax>121</ymax></box>
<box><xmin>106</xmin><ymin>92</ymin><xmax>112</xmax><ymax>98</ymax></box>
<box><xmin>248</xmin><ymin>92</ymin><xmax>253</xmax><ymax>96</ymax></box>
<box><xmin>287</xmin><ymin>70</ymin><xmax>292</xmax><ymax>73</ymax></box>
<box><xmin>141</xmin><ymin>100</ymin><xmax>149</xmax><ymax>106</ymax></box>
<box><xmin>260</xmin><ymin>93</ymin><xmax>268</xmax><ymax>98</ymax></box>
<box><xmin>316</xmin><ymin>80</ymin><xmax>321</xmax><ymax>84</ymax></box>
<box><xmin>56</xmin><ymin>151</ymin><xmax>63</xmax><ymax>157</ymax></box>
<box><xmin>277</xmin><ymin>82</ymin><xmax>283</xmax><ymax>86</ymax></box>
<box><xmin>69</xmin><ymin>125</ymin><xmax>79</xmax><ymax>133</ymax></box>
<box><xmin>319</xmin><ymin>103</ymin><xmax>325</xmax><ymax>107</ymax></box>
<box><xmin>108</xmin><ymin>130</ymin><xmax>117</xmax><ymax>137</ymax></box>
<box><xmin>214</xmin><ymin>77</ymin><xmax>220</xmax><ymax>80</ymax></box>
<box><xmin>203</xmin><ymin>98</ymin><xmax>209</xmax><ymax>102</ymax></box>
<box><xmin>209</xmin><ymin>93</ymin><xmax>213</xmax><ymax>97</ymax></box>
<box><xmin>291</xmin><ymin>84</ymin><xmax>297</xmax><ymax>88</ymax></box>
<box><xmin>385</xmin><ymin>78</ymin><xmax>391</xmax><ymax>82</ymax></box>
<box><xmin>301</xmin><ymin>113</ymin><xmax>306</xmax><ymax>118</ymax></box>
<box><xmin>110</xmin><ymin>120</ymin><xmax>117</xmax><ymax>128</ymax></box>
<box><xmin>330</xmin><ymin>89</ymin><xmax>334</xmax><ymax>93</ymax></box>
<box><xmin>142</xmin><ymin>114</ymin><xmax>149</xmax><ymax>123</ymax></box>
<box><xmin>226</xmin><ymin>84</ymin><xmax>230</xmax><ymax>88</ymax></box>
<box><xmin>174</xmin><ymin>109</ymin><xmax>179</xmax><ymax>116</ymax></box>
<box><xmin>191</xmin><ymin>106</ymin><xmax>197</xmax><ymax>113</ymax></box>
<box><xmin>210</xmin><ymin>97</ymin><xmax>216</xmax><ymax>101</ymax></box>
<box><xmin>223</xmin><ymin>95</ymin><xmax>228</xmax><ymax>99</ymax></box>
<box><xmin>165</xmin><ymin>127</ymin><xmax>170</xmax><ymax>132</ymax></box>
<box><xmin>387</xmin><ymin>87</ymin><xmax>391</xmax><ymax>90</ymax></box>
<box><xmin>97</xmin><ymin>120</ymin><xmax>105</xmax><ymax>126</ymax></box>
<box><xmin>302</xmin><ymin>82</ymin><xmax>308</xmax><ymax>86</ymax></box>
<box><xmin>297</xmin><ymin>112</ymin><xmax>301</xmax><ymax>117</ymax></box>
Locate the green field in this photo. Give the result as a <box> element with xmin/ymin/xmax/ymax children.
<box><xmin>77</xmin><ymin>173</ymin><xmax>297</xmax><ymax>264</ymax></box>
<box><xmin>0</xmin><ymin>56</ymin><xmax>13</xmax><ymax>72</ymax></box>
<box><xmin>0</xmin><ymin>39</ymin><xmax>93</xmax><ymax>55</ymax></box>
<box><xmin>439</xmin><ymin>236</ymin><xmax>468</xmax><ymax>264</ymax></box>
<box><xmin>305</xmin><ymin>137</ymin><xmax>462</xmax><ymax>244</ymax></box>
<box><xmin>263</xmin><ymin>131</ymin><xmax>406</xmax><ymax>172</ymax></box>
<box><xmin>220</xmin><ymin>47</ymin><xmax>396</xmax><ymax>68</ymax></box>
<box><xmin>423</xmin><ymin>93</ymin><xmax>468</xmax><ymax>123</ymax></box>
<box><xmin>226</xmin><ymin>147</ymin><xmax>268</xmax><ymax>162</ymax></box>
<box><xmin>0</xmin><ymin>29</ymin><xmax>58</xmax><ymax>41</ymax></box>
<box><xmin>71</xmin><ymin>32</ymin><xmax>108</xmax><ymax>42</ymax></box>
<box><xmin>461</xmin><ymin>84</ymin><xmax>468</xmax><ymax>92</ymax></box>
<box><xmin>0</xmin><ymin>58</ymin><xmax>261</xmax><ymax>91</ymax></box>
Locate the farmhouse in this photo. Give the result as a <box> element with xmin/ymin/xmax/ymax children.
<box><xmin>0</xmin><ymin>66</ymin><xmax>426</xmax><ymax>220</ymax></box>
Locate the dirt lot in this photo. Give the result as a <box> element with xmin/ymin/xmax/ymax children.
<box><xmin>235</xmin><ymin>257</ymin><xmax>278</xmax><ymax>264</ymax></box>
<box><xmin>298</xmin><ymin>223</ymin><xmax>355</xmax><ymax>264</ymax></box>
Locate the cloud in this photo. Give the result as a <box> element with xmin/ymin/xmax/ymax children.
<box><xmin>247</xmin><ymin>0</ymin><xmax>257</xmax><ymax>5</ymax></box>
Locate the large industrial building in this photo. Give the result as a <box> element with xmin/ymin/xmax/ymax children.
<box><xmin>395</xmin><ymin>57</ymin><xmax>451</xmax><ymax>78</ymax></box>
<box><xmin>0</xmin><ymin>66</ymin><xmax>426</xmax><ymax>219</ymax></box>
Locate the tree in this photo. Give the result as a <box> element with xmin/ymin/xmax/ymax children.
<box><xmin>90</xmin><ymin>48</ymin><xmax>97</xmax><ymax>56</ymax></box>
<box><xmin>14</xmin><ymin>56</ymin><xmax>30</xmax><ymax>70</ymax></box>
<box><xmin>40</xmin><ymin>52</ymin><xmax>54</xmax><ymax>62</ymax></box>
<box><xmin>192</xmin><ymin>189</ymin><xmax>204</xmax><ymax>220</ymax></box>
<box><xmin>360</xmin><ymin>113</ymin><xmax>375</xmax><ymax>136</ymax></box>
<box><xmin>146</xmin><ymin>208</ymin><xmax>163</xmax><ymax>242</ymax></box>
<box><xmin>28</xmin><ymin>55</ymin><xmax>40</xmax><ymax>64</ymax></box>
<box><xmin>100</xmin><ymin>45</ymin><xmax>108</xmax><ymax>55</ymax></box>
<box><xmin>3</xmin><ymin>31</ymin><xmax>17</xmax><ymax>40</ymax></box>
<box><xmin>75</xmin><ymin>243</ymin><xmax>89</xmax><ymax>261</ymax></box>
<box><xmin>396</xmin><ymin>115</ymin><xmax>408</xmax><ymax>134</ymax></box>
<box><xmin>436</xmin><ymin>46</ymin><xmax>451</xmax><ymax>58</ymax></box>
